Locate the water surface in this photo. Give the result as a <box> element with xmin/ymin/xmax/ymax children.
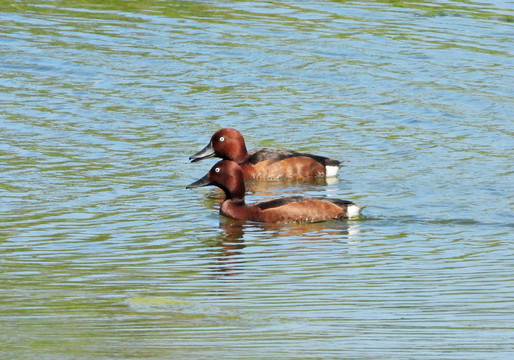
<box><xmin>1</xmin><ymin>1</ymin><xmax>513</xmax><ymax>359</ymax></box>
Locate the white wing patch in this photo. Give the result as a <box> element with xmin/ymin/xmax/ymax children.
<box><xmin>325</xmin><ymin>165</ymin><xmax>340</xmax><ymax>177</ymax></box>
<box><xmin>347</xmin><ymin>204</ymin><xmax>362</xmax><ymax>218</ymax></box>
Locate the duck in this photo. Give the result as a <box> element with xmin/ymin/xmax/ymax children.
<box><xmin>186</xmin><ymin>160</ymin><xmax>364</xmax><ymax>223</ymax></box>
<box><xmin>189</xmin><ymin>128</ymin><xmax>343</xmax><ymax>180</ymax></box>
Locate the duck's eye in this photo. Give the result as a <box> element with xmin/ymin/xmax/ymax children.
<box><xmin>219</xmin><ymin>136</ymin><xmax>225</xmax><ymax>142</ymax></box>
<box><xmin>215</xmin><ymin>167</ymin><xmax>220</xmax><ymax>173</ymax></box>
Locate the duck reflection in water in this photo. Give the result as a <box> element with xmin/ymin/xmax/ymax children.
<box><xmin>210</xmin><ymin>218</ymin><xmax>362</xmax><ymax>278</ymax></box>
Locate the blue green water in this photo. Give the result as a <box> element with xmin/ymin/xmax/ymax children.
<box><xmin>1</xmin><ymin>1</ymin><xmax>513</xmax><ymax>359</ymax></box>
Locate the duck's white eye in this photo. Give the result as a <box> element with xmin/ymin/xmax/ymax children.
<box><xmin>215</xmin><ymin>167</ymin><xmax>220</xmax><ymax>173</ymax></box>
<box><xmin>219</xmin><ymin>136</ymin><xmax>225</xmax><ymax>142</ymax></box>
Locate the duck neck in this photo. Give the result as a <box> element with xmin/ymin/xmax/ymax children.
<box><xmin>220</xmin><ymin>173</ymin><xmax>246</xmax><ymax>200</ymax></box>
<box><xmin>230</xmin><ymin>141</ymin><xmax>248</xmax><ymax>164</ymax></box>
<box><xmin>220</xmin><ymin>198</ymin><xmax>259</xmax><ymax>221</ymax></box>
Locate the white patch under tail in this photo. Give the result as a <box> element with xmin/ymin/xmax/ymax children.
<box><xmin>325</xmin><ymin>165</ymin><xmax>340</xmax><ymax>177</ymax></box>
<box><xmin>347</xmin><ymin>204</ymin><xmax>364</xmax><ymax>218</ymax></box>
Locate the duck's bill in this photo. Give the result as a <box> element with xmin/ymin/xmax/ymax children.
<box><xmin>189</xmin><ymin>142</ymin><xmax>215</xmax><ymax>162</ymax></box>
<box><xmin>186</xmin><ymin>174</ymin><xmax>211</xmax><ymax>189</ymax></box>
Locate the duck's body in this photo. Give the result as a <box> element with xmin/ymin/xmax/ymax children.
<box><xmin>189</xmin><ymin>128</ymin><xmax>342</xmax><ymax>180</ymax></box>
<box><xmin>187</xmin><ymin>160</ymin><xmax>363</xmax><ymax>223</ymax></box>
<box><xmin>221</xmin><ymin>196</ymin><xmax>361</xmax><ymax>223</ymax></box>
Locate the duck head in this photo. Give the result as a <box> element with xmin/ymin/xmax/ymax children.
<box><xmin>189</xmin><ymin>128</ymin><xmax>248</xmax><ymax>164</ymax></box>
<box><xmin>187</xmin><ymin>160</ymin><xmax>246</xmax><ymax>200</ymax></box>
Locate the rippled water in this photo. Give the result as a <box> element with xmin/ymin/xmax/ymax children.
<box><xmin>1</xmin><ymin>1</ymin><xmax>513</xmax><ymax>358</ymax></box>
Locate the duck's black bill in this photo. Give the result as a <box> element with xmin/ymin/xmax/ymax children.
<box><xmin>189</xmin><ymin>142</ymin><xmax>215</xmax><ymax>162</ymax></box>
<box><xmin>186</xmin><ymin>174</ymin><xmax>211</xmax><ymax>189</ymax></box>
